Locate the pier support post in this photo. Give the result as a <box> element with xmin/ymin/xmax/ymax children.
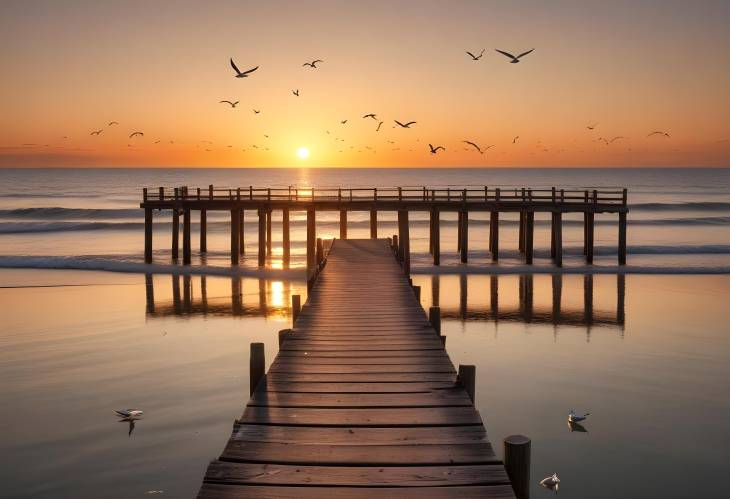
<box><xmin>182</xmin><ymin>208</ymin><xmax>191</xmax><ymax>265</ymax></box>
<box><xmin>431</xmin><ymin>275</ymin><xmax>440</xmax><ymax>306</ymax></box>
<box><xmin>554</xmin><ymin>212</ymin><xmax>563</xmax><ymax>267</ymax></box>
<box><xmin>524</xmin><ymin>212</ymin><xmax>534</xmax><ymax>264</ymax></box>
<box><xmin>370</xmin><ymin>210</ymin><xmax>377</xmax><ymax>238</ymax></box>
<box><xmin>145</xmin><ymin>273</ymin><xmax>154</xmax><ymax>313</ymax></box>
<box><xmin>429</xmin><ymin>306</ymin><xmax>441</xmax><ymax>334</ymax></box>
<box><xmin>618</xmin><ymin>211</ymin><xmax>627</xmax><ymax>265</ymax></box>
<box><xmin>316</xmin><ymin>237</ymin><xmax>324</xmax><ymax>266</ymax></box>
<box><xmin>249</xmin><ymin>342</ymin><xmax>265</xmax><ymax>396</ymax></box>
<box><xmin>457</xmin><ymin>364</ymin><xmax>476</xmax><ymax>403</ymax></box>
<box><xmin>413</xmin><ymin>285</ymin><xmax>421</xmax><ymax>303</ymax></box>
<box><xmin>282</xmin><ymin>208</ymin><xmax>290</xmax><ymax>264</ymax></box>
<box><xmin>398</xmin><ymin>210</ymin><xmax>410</xmax><ymax>275</ymax></box>
<box><xmin>199</xmin><ymin>209</ymin><xmax>207</xmax><ymax>253</ymax></box>
<box><xmin>306</xmin><ymin>210</ymin><xmax>316</xmax><ymax>273</ymax></box>
<box><xmin>460</xmin><ymin>210</ymin><xmax>468</xmax><ymax>263</ymax></box>
<box><xmin>586</xmin><ymin>211</ymin><xmax>595</xmax><ymax>264</ymax></box>
<box><xmin>617</xmin><ymin>274</ymin><xmax>626</xmax><ymax>325</ymax></box>
<box><xmin>230</xmin><ymin>209</ymin><xmax>240</xmax><ymax>265</ymax></box>
<box><xmin>490</xmin><ymin>211</ymin><xmax>499</xmax><ymax>261</ymax></box>
<box><xmin>172</xmin><ymin>209</ymin><xmax>180</xmax><ymax>261</ymax></box>
<box><xmin>278</xmin><ymin>328</ymin><xmax>292</xmax><ymax>348</ymax></box>
<box><xmin>239</xmin><ymin>209</ymin><xmax>245</xmax><ymax>255</ymax></box>
<box><xmin>144</xmin><ymin>208</ymin><xmax>153</xmax><ymax>263</ymax></box>
<box><xmin>552</xmin><ymin>274</ymin><xmax>562</xmax><ymax>323</ymax></box>
<box><xmin>292</xmin><ymin>294</ymin><xmax>301</xmax><ymax>325</ymax></box>
<box><xmin>518</xmin><ymin>212</ymin><xmax>525</xmax><ymax>253</ymax></box>
<box><xmin>490</xmin><ymin>275</ymin><xmax>498</xmax><ymax>318</ymax></box>
<box><xmin>503</xmin><ymin>435</ymin><xmax>531</xmax><ymax>499</ymax></box>
<box><xmin>432</xmin><ymin>209</ymin><xmax>440</xmax><ymax>265</ymax></box>
<box><xmin>457</xmin><ymin>211</ymin><xmax>463</xmax><ymax>252</ymax></box>
<box><xmin>339</xmin><ymin>210</ymin><xmax>347</xmax><ymax>239</ymax></box>
<box><xmin>266</xmin><ymin>209</ymin><xmax>272</xmax><ymax>256</ymax></box>
<box><xmin>584</xmin><ymin>274</ymin><xmax>594</xmax><ymax>324</ymax></box>
<box><xmin>257</xmin><ymin>209</ymin><xmax>266</xmax><ymax>266</ymax></box>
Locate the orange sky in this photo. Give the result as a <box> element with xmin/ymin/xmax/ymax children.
<box><xmin>1</xmin><ymin>0</ymin><xmax>729</xmax><ymax>168</ymax></box>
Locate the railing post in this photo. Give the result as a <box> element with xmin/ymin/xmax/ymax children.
<box><xmin>457</xmin><ymin>364</ymin><xmax>476</xmax><ymax>403</ymax></box>
<box><xmin>504</xmin><ymin>435</ymin><xmax>531</xmax><ymax>499</ymax></box>
<box><xmin>159</xmin><ymin>186</ymin><xmax>164</xmax><ymax>201</ymax></box>
<box><xmin>249</xmin><ymin>342</ymin><xmax>265</xmax><ymax>396</ymax></box>
<box><xmin>143</xmin><ymin>187</ymin><xmax>148</xmax><ymax>202</ymax></box>
<box><xmin>292</xmin><ymin>294</ymin><xmax>301</xmax><ymax>324</ymax></box>
<box><xmin>209</xmin><ymin>184</ymin><xmax>213</xmax><ymax>200</ymax></box>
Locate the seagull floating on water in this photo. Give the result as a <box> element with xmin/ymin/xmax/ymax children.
<box><xmin>466</xmin><ymin>49</ymin><xmax>486</xmax><ymax>60</ymax></box>
<box><xmin>394</xmin><ymin>120</ymin><xmax>416</xmax><ymax>128</ymax></box>
<box><xmin>540</xmin><ymin>473</ymin><xmax>560</xmax><ymax>491</ymax></box>
<box><xmin>495</xmin><ymin>48</ymin><xmax>535</xmax><ymax>63</ymax></box>
<box><xmin>219</xmin><ymin>100</ymin><xmax>239</xmax><ymax>108</ymax></box>
<box><xmin>230</xmin><ymin>58</ymin><xmax>258</xmax><ymax>78</ymax></box>
<box><xmin>568</xmin><ymin>409</ymin><xmax>590</xmax><ymax>423</ymax></box>
<box><xmin>429</xmin><ymin>144</ymin><xmax>445</xmax><ymax>154</ymax></box>
<box><xmin>303</xmin><ymin>59</ymin><xmax>323</xmax><ymax>68</ymax></box>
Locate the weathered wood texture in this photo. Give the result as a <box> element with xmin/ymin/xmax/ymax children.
<box><xmin>198</xmin><ymin>239</ymin><xmax>514</xmax><ymax>499</ymax></box>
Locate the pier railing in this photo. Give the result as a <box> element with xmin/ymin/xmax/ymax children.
<box><xmin>143</xmin><ymin>185</ymin><xmax>628</xmax><ymax>205</ymax></box>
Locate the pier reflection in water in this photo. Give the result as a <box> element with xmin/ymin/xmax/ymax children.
<box><xmin>144</xmin><ymin>272</ymin><xmax>625</xmax><ymax>333</ymax></box>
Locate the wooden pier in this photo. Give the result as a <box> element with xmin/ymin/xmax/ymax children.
<box><xmin>197</xmin><ymin>239</ymin><xmax>521</xmax><ymax>499</ymax></box>
<box><xmin>140</xmin><ymin>186</ymin><xmax>629</xmax><ymax>270</ymax></box>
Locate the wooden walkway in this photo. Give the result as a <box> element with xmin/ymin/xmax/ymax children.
<box><xmin>197</xmin><ymin>239</ymin><xmax>515</xmax><ymax>499</ymax></box>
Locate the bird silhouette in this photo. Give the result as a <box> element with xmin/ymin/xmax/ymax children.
<box><xmin>429</xmin><ymin>144</ymin><xmax>445</xmax><ymax>154</ymax></box>
<box><xmin>512</xmin><ymin>135</ymin><xmax>520</xmax><ymax>143</ymax></box>
<box><xmin>129</xmin><ymin>131</ymin><xmax>144</xmax><ymax>139</ymax></box>
<box><xmin>394</xmin><ymin>120</ymin><xmax>416</xmax><ymax>128</ymax></box>
<box><xmin>466</xmin><ymin>49</ymin><xmax>485</xmax><ymax>60</ymax></box>
<box><xmin>539</xmin><ymin>473</ymin><xmax>560</xmax><ymax>491</ymax></box>
<box><xmin>90</xmin><ymin>129</ymin><xmax>103</xmax><ymax>136</ymax></box>
<box><xmin>463</xmin><ymin>140</ymin><xmax>484</xmax><ymax>153</ymax></box>
<box><xmin>230</xmin><ymin>58</ymin><xmax>258</xmax><ymax>78</ymax></box>
<box><xmin>376</xmin><ymin>121</ymin><xmax>383</xmax><ymax>132</ymax></box>
<box><xmin>303</xmin><ymin>59</ymin><xmax>323</xmax><ymax>68</ymax></box>
<box><xmin>495</xmin><ymin>48</ymin><xmax>535</xmax><ymax>63</ymax></box>
<box><xmin>108</xmin><ymin>121</ymin><xmax>119</xmax><ymax>127</ymax></box>
<box><xmin>610</xmin><ymin>136</ymin><xmax>625</xmax><ymax>143</ymax></box>
<box><xmin>220</xmin><ymin>100</ymin><xmax>239</xmax><ymax>107</ymax></box>
<box><xmin>253</xmin><ymin>109</ymin><xmax>261</xmax><ymax>114</ymax></box>
<box><xmin>341</xmin><ymin>119</ymin><xmax>348</xmax><ymax>124</ymax></box>
<box><xmin>647</xmin><ymin>131</ymin><xmax>670</xmax><ymax>138</ymax></box>
<box><xmin>568</xmin><ymin>410</ymin><xmax>590</xmax><ymax>423</ymax></box>
<box><xmin>363</xmin><ymin>113</ymin><xmax>377</xmax><ymax>120</ymax></box>
<box><xmin>292</xmin><ymin>89</ymin><xmax>300</xmax><ymax>96</ymax></box>
<box><xmin>154</xmin><ymin>140</ymin><xmax>160</xmax><ymax>144</ymax></box>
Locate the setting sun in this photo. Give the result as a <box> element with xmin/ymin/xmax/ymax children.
<box><xmin>296</xmin><ymin>147</ymin><xmax>310</xmax><ymax>160</ymax></box>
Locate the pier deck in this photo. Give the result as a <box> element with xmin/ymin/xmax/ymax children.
<box><xmin>197</xmin><ymin>238</ymin><xmax>516</xmax><ymax>499</ymax></box>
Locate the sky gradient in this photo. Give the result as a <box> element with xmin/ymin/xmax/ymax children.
<box><xmin>1</xmin><ymin>0</ymin><xmax>729</xmax><ymax>168</ymax></box>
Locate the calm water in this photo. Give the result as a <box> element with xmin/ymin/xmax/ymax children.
<box><xmin>0</xmin><ymin>269</ymin><xmax>728</xmax><ymax>498</ymax></box>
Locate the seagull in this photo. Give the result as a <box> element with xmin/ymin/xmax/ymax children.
<box><xmin>512</xmin><ymin>135</ymin><xmax>520</xmax><ymax>144</ymax></box>
<box><xmin>115</xmin><ymin>409</ymin><xmax>143</xmax><ymax>418</ymax></box>
<box><xmin>495</xmin><ymin>48</ymin><xmax>535</xmax><ymax>63</ymax></box>
<box><xmin>129</xmin><ymin>131</ymin><xmax>144</xmax><ymax>139</ymax></box>
<box><xmin>539</xmin><ymin>473</ymin><xmax>560</xmax><ymax>491</ymax></box>
<box><xmin>394</xmin><ymin>120</ymin><xmax>416</xmax><ymax>128</ymax></box>
<box><xmin>429</xmin><ymin>144</ymin><xmax>445</xmax><ymax>154</ymax></box>
<box><xmin>463</xmin><ymin>140</ymin><xmax>483</xmax><ymax>153</ymax></box>
<box><xmin>230</xmin><ymin>58</ymin><xmax>258</xmax><ymax>78</ymax></box>
<box><xmin>568</xmin><ymin>420</ymin><xmax>588</xmax><ymax>433</ymax></box>
<box><xmin>219</xmin><ymin>100</ymin><xmax>239</xmax><ymax>107</ymax></box>
<box><xmin>648</xmin><ymin>131</ymin><xmax>670</xmax><ymax>138</ymax></box>
<box><xmin>568</xmin><ymin>409</ymin><xmax>590</xmax><ymax>423</ymax></box>
<box><xmin>303</xmin><ymin>59</ymin><xmax>323</xmax><ymax>68</ymax></box>
<box><xmin>108</xmin><ymin>121</ymin><xmax>119</xmax><ymax>126</ymax></box>
<box><xmin>376</xmin><ymin>121</ymin><xmax>383</xmax><ymax>132</ymax></box>
<box><xmin>610</xmin><ymin>136</ymin><xmax>625</xmax><ymax>143</ymax></box>
<box><xmin>253</xmin><ymin>109</ymin><xmax>261</xmax><ymax>114</ymax></box>
<box><xmin>363</xmin><ymin>113</ymin><xmax>377</xmax><ymax>120</ymax></box>
<box><xmin>587</xmin><ymin>123</ymin><xmax>598</xmax><ymax>130</ymax></box>
<box><xmin>341</xmin><ymin>119</ymin><xmax>348</xmax><ymax>124</ymax></box>
<box><xmin>154</xmin><ymin>140</ymin><xmax>160</xmax><ymax>144</ymax></box>
<box><xmin>90</xmin><ymin>129</ymin><xmax>103</xmax><ymax>136</ymax></box>
<box><xmin>466</xmin><ymin>49</ymin><xmax>485</xmax><ymax>60</ymax></box>
<box><xmin>292</xmin><ymin>89</ymin><xmax>300</xmax><ymax>96</ymax></box>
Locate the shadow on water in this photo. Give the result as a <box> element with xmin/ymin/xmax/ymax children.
<box><xmin>144</xmin><ymin>273</ymin><xmax>626</xmax><ymax>334</ymax></box>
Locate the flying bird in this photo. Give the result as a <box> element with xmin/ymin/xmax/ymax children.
<box><xmin>292</xmin><ymin>89</ymin><xmax>300</xmax><ymax>96</ymax></box>
<box><xmin>230</xmin><ymin>58</ymin><xmax>258</xmax><ymax>78</ymax></box>
<box><xmin>90</xmin><ymin>129</ymin><xmax>103</xmax><ymax>136</ymax></box>
<box><xmin>512</xmin><ymin>135</ymin><xmax>520</xmax><ymax>144</ymax></box>
<box><xmin>341</xmin><ymin>119</ymin><xmax>348</xmax><ymax>124</ymax></box>
<box><xmin>115</xmin><ymin>409</ymin><xmax>143</xmax><ymax>418</ymax></box>
<box><xmin>376</xmin><ymin>121</ymin><xmax>383</xmax><ymax>132</ymax></box>
<box><xmin>463</xmin><ymin>140</ymin><xmax>483</xmax><ymax>153</ymax></box>
<box><xmin>129</xmin><ymin>131</ymin><xmax>144</xmax><ymax>139</ymax></box>
<box><xmin>610</xmin><ymin>136</ymin><xmax>625</xmax><ymax>143</ymax></box>
<box><xmin>363</xmin><ymin>113</ymin><xmax>378</xmax><ymax>120</ymax></box>
<box><xmin>647</xmin><ymin>131</ymin><xmax>670</xmax><ymax>138</ymax></box>
<box><xmin>219</xmin><ymin>100</ymin><xmax>239</xmax><ymax>107</ymax></box>
<box><xmin>465</xmin><ymin>49</ymin><xmax>485</xmax><ymax>60</ymax></box>
<box><xmin>429</xmin><ymin>144</ymin><xmax>445</xmax><ymax>154</ymax></box>
<box><xmin>253</xmin><ymin>109</ymin><xmax>261</xmax><ymax>114</ymax></box>
<box><xmin>108</xmin><ymin>121</ymin><xmax>119</xmax><ymax>126</ymax></box>
<box><xmin>495</xmin><ymin>48</ymin><xmax>535</xmax><ymax>63</ymax></box>
<box><xmin>394</xmin><ymin>120</ymin><xmax>416</xmax><ymax>128</ymax></box>
<box><xmin>303</xmin><ymin>59</ymin><xmax>323</xmax><ymax>68</ymax></box>
<box><xmin>586</xmin><ymin>123</ymin><xmax>598</xmax><ymax>130</ymax></box>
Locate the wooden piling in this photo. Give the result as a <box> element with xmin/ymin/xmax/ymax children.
<box><xmin>369</xmin><ymin>210</ymin><xmax>377</xmax><ymax>238</ymax></box>
<box><xmin>316</xmin><ymin>237</ymin><xmax>324</xmax><ymax>266</ymax></box>
<box><xmin>457</xmin><ymin>211</ymin><xmax>463</xmax><ymax>252</ymax></box>
<box><xmin>172</xmin><ymin>208</ymin><xmax>180</xmax><ymax>261</ymax></box>
<box><xmin>238</xmin><ymin>209</ymin><xmax>245</xmax><ymax>255</ymax></box>
<box><xmin>339</xmin><ymin>210</ymin><xmax>347</xmax><ymax>239</ymax></box>
<box><xmin>257</xmin><ymin>209</ymin><xmax>266</xmax><ymax>267</ymax></box>
<box><xmin>199</xmin><ymin>209</ymin><xmax>207</xmax><ymax>253</ymax></box>
<box><xmin>144</xmin><ymin>273</ymin><xmax>154</xmax><ymax>313</ymax></box>
<box><xmin>306</xmin><ymin>210</ymin><xmax>316</xmax><ymax>272</ymax></box>
<box><xmin>292</xmin><ymin>294</ymin><xmax>301</xmax><ymax>324</ymax></box>
<box><xmin>617</xmin><ymin>274</ymin><xmax>625</xmax><ymax>325</ymax></box>
<box><xmin>490</xmin><ymin>211</ymin><xmax>499</xmax><ymax>261</ymax></box>
<box><xmin>429</xmin><ymin>306</ymin><xmax>441</xmax><ymax>334</ymax></box>
<box><xmin>584</xmin><ymin>274</ymin><xmax>594</xmax><ymax>324</ymax></box>
<box><xmin>144</xmin><ymin>208</ymin><xmax>153</xmax><ymax>263</ymax></box>
<box><xmin>503</xmin><ymin>435</ymin><xmax>531</xmax><ymax>499</ymax></box>
<box><xmin>518</xmin><ymin>211</ymin><xmax>525</xmax><ymax>253</ymax></box>
<box><xmin>554</xmin><ymin>212</ymin><xmax>563</xmax><ymax>267</ymax></box>
<box><xmin>413</xmin><ymin>285</ymin><xmax>421</xmax><ymax>302</ymax></box>
<box><xmin>490</xmin><ymin>275</ymin><xmax>498</xmax><ymax>318</ymax></box>
<box><xmin>282</xmin><ymin>208</ymin><xmax>290</xmax><ymax>263</ymax></box>
<box><xmin>618</xmin><ymin>211</ymin><xmax>627</xmax><ymax>265</ymax></box>
<box><xmin>399</xmin><ymin>210</ymin><xmax>410</xmax><ymax>275</ymax></box>
<box><xmin>428</xmin><ymin>210</ymin><xmax>434</xmax><ymax>254</ymax></box>
<box><xmin>249</xmin><ymin>342</ymin><xmax>265</xmax><ymax>396</ymax></box>
<box><xmin>524</xmin><ymin>212</ymin><xmax>534</xmax><ymax>264</ymax></box>
<box><xmin>586</xmin><ymin>211</ymin><xmax>595</xmax><ymax>264</ymax></box>
<box><xmin>458</xmin><ymin>364</ymin><xmax>476</xmax><ymax>403</ymax></box>
<box><xmin>278</xmin><ymin>328</ymin><xmax>292</xmax><ymax>348</ymax></box>
<box><xmin>460</xmin><ymin>210</ymin><xmax>468</xmax><ymax>263</ymax></box>
<box><xmin>183</xmin><ymin>208</ymin><xmax>191</xmax><ymax>265</ymax></box>
<box><xmin>266</xmin><ymin>210</ymin><xmax>272</xmax><ymax>256</ymax></box>
<box><xmin>432</xmin><ymin>209</ymin><xmax>440</xmax><ymax>265</ymax></box>
<box><xmin>230</xmin><ymin>209</ymin><xmax>239</xmax><ymax>265</ymax></box>
<box><xmin>552</xmin><ymin>274</ymin><xmax>562</xmax><ymax>323</ymax></box>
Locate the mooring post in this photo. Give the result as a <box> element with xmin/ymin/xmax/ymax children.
<box><xmin>144</xmin><ymin>208</ymin><xmax>153</xmax><ymax>263</ymax></box>
<box><xmin>440</xmin><ymin>334</ymin><xmax>447</xmax><ymax>346</ymax></box>
<box><xmin>316</xmin><ymin>237</ymin><xmax>324</xmax><ymax>266</ymax></box>
<box><xmin>370</xmin><ymin>210</ymin><xmax>377</xmax><ymax>238</ymax></box>
<box><xmin>278</xmin><ymin>328</ymin><xmax>292</xmax><ymax>348</ymax></box>
<box><xmin>458</xmin><ymin>364</ymin><xmax>476</xmax><ymax>403</ymax></box>
<box><xmin>282</xmin><ymin>208</ymin><xmax>290</xmax><ymax>264</ymax></box>
<box><xmin>249</xmin><ymin>342</ymin><xmax>265</xmax><ymax>396</ymax></box>
<box><xmin>306</xmin><ymin>209</ymin><xmax>316</xmax><ymax>272</ymax></box>
<box><xmin>392</xmin><ymin>234</ymin><xmax>398</xmax><ymax>254</ymax></box>
<box><xmin>554</xmin><ymin>212</ymin><xmax>563</xmax><ymax>267</ymax></box>
<box><xmin>460</xmin><ymin>209</ymin><xmax>468</xmax><ymax>263</ymax></box>
<box><xmin>429</xmin><ymin>306</ymin><xmax>441</xmax><ymax>334</ymax></box>
<box><xmin>413</xmin><ymin>285</ymin><xmax>421</xmax><ymax>302</ymax></box>
<box><xmin>340</xmin><ymin>210</ymin><xmax>347</xmax><ymax>239</ymax></box>
<box><xmin>266</xmin><ymin>209</ymin><xmax>272</xmax><ymax>256</ymax></box>
<box><xmin>432</xmin><ymin>209</ymin><xmax>440</xmax><ymax>265</ymax></box>
<box><xmin>618</xmin><ymin>211</ymin><xmax>627</xmax><ymax>265</ymax></box>
<box><xmin>490</xmin><ymin>211</ymin><xmax>499</xmax><ymax>261</ymax></box>
<box><xmin>525</xmin><ymin>212</ymin><xmax>534</xmax><ymax>264</ymax></box>
<box><xmin>504</xmin><ymin>435</ymin><xmax>531</xmax><ymax>499</ymax></box>
<box><xmin>239</xmin><ymin>209</ymin><xmax>245</xmax><ymax>255</ymax></box>
<box><xmin>200</xmin><ymin>209</ymin><xmax>207</xmax><ymax>253</ymax></box>
<box><xmin>182</xmin><ymin>208</ymin><xmax>191</xmax><ymax>265</ymax></box>
<box><xmin>257</xmin><ymin>209</ymin><xmax>266</xmax><ymax>267</ymax></box>
<box><xmin>230</xmin><ymin>209</ymin><xmax>240</xmax><ymax>265</ymax></box>
<box><xmin>292</xmin><ymin>294</ymin><xmax>301</xmax><ymax>324</ymax></box>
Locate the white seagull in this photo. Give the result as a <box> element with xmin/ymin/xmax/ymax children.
<box><xmin>540</xmin><ymin>473</ymin><xmax>560</xmax><ymax>491</ymax></box>
<box><xmin>115</xmin><ymin>409</ymin><xmax>144</xmax><ymax>418</ymax></box>
<box><xmin>568</xmin><ymin>409</ymin><xmax>590</xmax><ymax>423</ymax></box>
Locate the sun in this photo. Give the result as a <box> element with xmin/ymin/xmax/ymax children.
<box><xmin>296</xmin><ymin>147</ymin><xmax>310</xmax><ymax>159</ymax></box>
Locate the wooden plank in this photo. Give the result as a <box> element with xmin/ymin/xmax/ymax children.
<box><xmin>268</xmin><ymin>364</ymin><xmax>455</xmax><ymax>374</ymax></box>
<box><xmin>249</xmin><ymin>390</ymin><xmax>473</xmax><ymax>408</ymax></box>
<box><xmin>198</xmin><ymin>484</ymin><xmax>516</xmax><ymax>499</ymax></box>
<box><xmin>265</xmin><ymin>372</ymin><xmax>456</xmax><ymax>383</ymax></box>
<box><xmin>240</xmin><ymin>406</ymin><xmax>482</xmax><ymax>426</ymax></box>
<box><xmin>260</xmin><ymin>381</ymin><xmax>458</xmax><ymax>393</ymax></box>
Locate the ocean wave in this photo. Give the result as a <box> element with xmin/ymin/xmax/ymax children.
<box><xmin>0</xmin><ymin>207</ymin><xmax>140</xmax><ymax>219</ymax></box>
<box><xmin>629</xmin><ymin>202</ymin><xmax>730</xmax><ymax>212</ymax></box>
